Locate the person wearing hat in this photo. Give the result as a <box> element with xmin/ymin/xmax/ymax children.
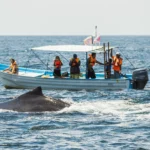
<box><xmin>3</xmin><ymin>58</ymin><xmax>18</xmax><ymax>74</ymax></box>
<box><xmin>87</xmin><ymin>53</ymin><xmax>104</xmax><ymax>79</ymax></box>
<box><xmin>69</xmin><ymin>54</ymin><xmax>81</xmax><ymax>79</ymax></box>
<box><xmin>111</xmin><ymin>52</ymin><xmax>123</xmax><ymax>78</ymax></box>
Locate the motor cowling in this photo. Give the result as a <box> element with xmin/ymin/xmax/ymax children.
<box><xmin>132</xmin><ymin>68</ymin><xmax>149</xmax><ymax>89</ymax></box>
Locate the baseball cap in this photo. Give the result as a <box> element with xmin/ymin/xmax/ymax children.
<box><xmin>116</xmin><ymin>52</ymin><xmax>120</xmax><ymax>55</ymax></box>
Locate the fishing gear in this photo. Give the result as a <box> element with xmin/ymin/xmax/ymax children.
<box><xmin>116</xmin><ymin>47</ymin><xmax>136</xmax><ymax>69</ymax></box>
<box><xmin>31</xmin><ymin>50</ymin><xmax>53</xmax><ymax>71</ymax></box>
<box><xmin>31</xmin><ymin>50</ymin><xmax>67</xmax><ymax>78</ymax></box>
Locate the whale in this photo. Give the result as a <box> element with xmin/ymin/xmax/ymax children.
<box><xmin>0</xmin><ymin>87</ymin><xmax>70</xmax><ymax>112</ymax></box>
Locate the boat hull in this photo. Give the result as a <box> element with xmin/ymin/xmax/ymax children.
<box><xmin>0</xmin><ymin>71</ymin><xmax>130</xmax><ymax>90</ymax></box>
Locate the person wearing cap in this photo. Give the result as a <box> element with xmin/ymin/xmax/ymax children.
<box><xmin>69</xmin><ymin>54</ymin><xmax>81</xmax><ymax>79</ymax></box>
<box><xmin>111</xmin><ymin>52</ymin><xmax>123</xmax><ymax>78</ymax></box>
<box><xmin>87</xmin><ymin>53</ymin><xmax>104</xmax><ymax>79</ymax></box>
<box><xmin>3</xmin><ymin>58</ymin><xmax>18</xmax><ymax>74</ymax></box>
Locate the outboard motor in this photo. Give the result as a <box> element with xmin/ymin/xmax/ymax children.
<box><xmin>132</xmin><ymin>68</ymin><xmax>149</xmax><ymax>89</ymax></box>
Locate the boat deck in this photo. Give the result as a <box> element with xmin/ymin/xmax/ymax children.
<box><xmin>18</xmin><ymin>71</ymin><xmax>132</xmax><ymax>80</ymax></box>
<box><xmin>0</xmin><ymin>64</ymin><xmax>132</xmax><ymax>80</ymax></box>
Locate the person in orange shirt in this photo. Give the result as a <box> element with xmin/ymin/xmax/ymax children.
<box><xmin>53</xmin><ymin>56</ymin><xmax>63</xmax><ymax>78</ymax></box>
<box><xmin>87</xmin><ymin>53</ymin><xmax>104</xmax><ymax>79</ymax></box>
<box><xmin>111</xmin><ymin>52</ymin><xmax>123</xmax><ymax>78</ymax></box>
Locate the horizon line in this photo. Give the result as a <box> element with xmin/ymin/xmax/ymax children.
<box><xmin>0</xmin><ymin>34</ymin><xmax>150</xmax><ymax>36</ymax></box>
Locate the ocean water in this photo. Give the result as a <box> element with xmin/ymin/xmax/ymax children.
<box><xmin>0</xmin><ymin>36</ymin><xmax>150</xmax><ymax>150</ymax></box>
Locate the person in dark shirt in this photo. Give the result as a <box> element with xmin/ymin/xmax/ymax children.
<box><xmin>69</xmin><ymin>54</ymin><xmax>81</xmax><ymax>79</ymax></box>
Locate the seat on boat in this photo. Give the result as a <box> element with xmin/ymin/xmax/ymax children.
<box><xmin>41</xmin><ymin>75</ymin><xmax>50</xmax><ymax>78</ymax></box>
<box><xmin>19</xmin><ymin>72</ymin><xmax>44</xmax><ymax>77</ymax></box>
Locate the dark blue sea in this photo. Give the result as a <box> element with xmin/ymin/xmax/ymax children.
<box><xmin>0</xmin><ymin>36</ymin><xmax>150</xmax><ymax>150</ymax></box>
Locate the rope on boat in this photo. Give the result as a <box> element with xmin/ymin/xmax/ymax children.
<box><xmin>23</xmin><ymin>49</ymin><xmax>33</xmax><ymax>73</ymax></box>
<box><xmin>116</xmin><ymin>47</ymin><xmax>136</xmax><ymax>69</ymax></box>
<box><xmin>31</xmin><ymin>50</ymin><xmax>54</xmax><ymax>72</ymax></box>
<box><xmin>56</xmin><ymin>51</ymin><xmax>70</xmax><ymax>62</ymax></box>
<box><xmin>30</xmin><ymin>50</ymin><xmax>64</xmax><ymax>77</ymax></box>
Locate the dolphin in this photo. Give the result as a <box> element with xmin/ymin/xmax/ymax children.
<box><xmin>0</xmin><ymin>87</ymin><xmax>70</xmax><ymax>112</ymax></box>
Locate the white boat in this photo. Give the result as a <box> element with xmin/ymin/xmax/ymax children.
<box><xmin>0</xmin><ymin>44</ymin><xmax>148</xmax><ymax>90</ymax></box>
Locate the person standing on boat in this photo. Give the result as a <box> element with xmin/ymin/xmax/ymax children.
<box><xmin>53</xmin><ymin>56</ymin><xmax>63</xmax><ymax>78</ymax></box>
<box><xmin>105</xmin><ymin>58</ymin><xmax>112</xmax><ymax>79</ymax></box>
<box><xmin>87</xmin><ymin>53</ymin><xmax>104</xmax><ymax>79</ymax></box>
<box><xmin>3</xmin><ymin>58</ymin><xmax>18</xmax><ymax>74</ymax></box>
<box><xmin>69</xmin><ymin>54</ymin><xmax>81</xmax><ymax>79</ymax></box>
<box><xmin>111</xmin><ymin>52</ymin><xmax>123</xmax><ymax>78</ymax></box>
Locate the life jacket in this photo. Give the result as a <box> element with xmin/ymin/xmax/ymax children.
<box><xmin>10</xmin><ymin>61</ymin><xmax>18</xmax><ymax>73</ymax></box>
<box><xmin>54</xmin><ymin>60</ymin><xmax>62</xmax><ymax>69</ymax></box>
<box><xmin>71</xmin><ymin>58</ymin><xmax>80</xmax><ymax>66</ymax></box>
<box><xmin>89</xmin><ymin>55</ymin><xmax>96</xmax><ymax>66</ymax></box>
<box><xmin>112</xmin><ymin>56</ymin><xmax>122</xmax><ymax>71</ymax></box>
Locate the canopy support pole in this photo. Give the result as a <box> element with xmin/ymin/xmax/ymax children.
<box><xmin>86</xmin><ymin>52</ymin><xmax>88</xmax><ymax>79</ymax></box>
<box><xmin>110</xmin><ymin>48</ymin><xmax>113</xmax><ymax>57</ymax></box>
<box><xmin>103</xmin><ymin>43</ymin><xmax>106</xmax><ymax>79</ymax></box>
<box><xmin>110</xmin><ymin>48</ymin><xmax>113</xmax><ymax>78</ymax></box>
<box><xmin>107</xmin><ymin>42</ymin><xmax>111</xmax><ymax>78</ymax></box>
<box><xmin>108</xmin><ymin>42</ymin><xmax>110</xmax><ymax>59</ymax></box>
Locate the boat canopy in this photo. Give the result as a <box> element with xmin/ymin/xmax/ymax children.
<box><xmin>31</xmin><ymin>45</ymin><xmax>115</xmax><ymax>53</ymax></box>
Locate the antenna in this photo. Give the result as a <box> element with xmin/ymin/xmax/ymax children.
<box><xmin>95</xmin><ymin>26</ymin><xmax>97</xmax><ymax>37</ymax></box>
